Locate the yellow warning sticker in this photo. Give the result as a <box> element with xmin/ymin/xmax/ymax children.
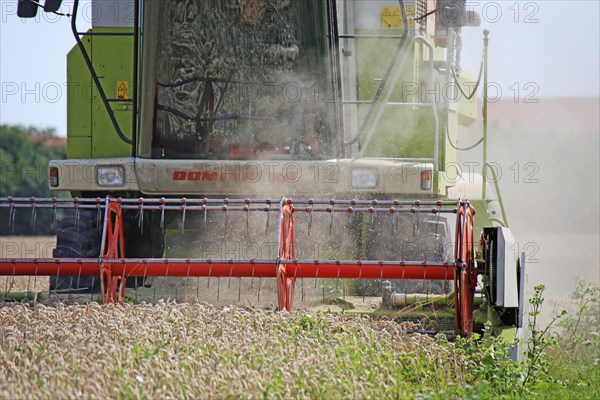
<box><xmin>116</xmin><ymin>80</ymin><xmax>129</xmax><ymax>99</ymax></box>
<box><xmin>380</xmin><ymin>5</ymin><xmax>415</xmax><ymax>29</ymax></box>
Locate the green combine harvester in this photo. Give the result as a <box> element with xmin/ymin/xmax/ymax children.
<box><xmin>2</xmin><ymin>0</ymin><xmax>525</xmax><ymax>348</ymax></box>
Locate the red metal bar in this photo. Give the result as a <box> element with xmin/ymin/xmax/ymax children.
<box><xmin>0</xmin><ymin>259</ymin><xmax>454</xmax><ymax>279</ymax></box>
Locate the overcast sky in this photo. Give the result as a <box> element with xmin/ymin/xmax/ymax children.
<box><xmin>0</xmin><ymin>0</ymin><xmax>599</xmax><ymax>135</ymax></box>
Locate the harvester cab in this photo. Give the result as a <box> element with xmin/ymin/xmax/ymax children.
<box><xmin>2</xmin><ymin>0</ymin><xmax>525</xmax><ymax>339</ymax></box>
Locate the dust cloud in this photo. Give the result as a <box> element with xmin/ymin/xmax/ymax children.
<box><xmin>458</xmin><ymin>97</ymin><xmax>600</xmax><ymax>312</ymax></box>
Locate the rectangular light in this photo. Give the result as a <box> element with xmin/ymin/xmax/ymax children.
<box><xmin>97</xmin><ymin>166</ymin><xmax>125</xmax><ymax>187</ymax></box>
<box><xmin>421</xmin><ymin>170</ymin><xmax>432</xmax><ymax>191</ymax></box>
<box><xmin>48</xmin><ymin>166</ymin><xmax>59</xmax><ymax>188</ymax></box>
<box><xmin>351</xmin><ymin>168</ymin><xmax>378</xmax><ymax>189</ymax></box>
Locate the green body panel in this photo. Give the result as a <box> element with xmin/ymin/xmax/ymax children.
<box><xmin>66</xmin><ymin>34</ymin><xmax>92</xmax><ymax>158</ymax></box>
<box><xmin>66</xmin><ymin>27</ymin><xmax>133</xmax><ymax>159</ymax></box>
<box><xmin>469</xmin><ymin>199</ymin><xmax>493</xmax><ymax>241</ymax></box>
<box><xmin>67</xmin><ymin>136</ymin><xmax>92</xmax><ymax>160</ymax></box>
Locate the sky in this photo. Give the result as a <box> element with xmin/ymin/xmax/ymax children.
<box><xmin>0</xmin><ymin>0</ymin><xmax>599</xmax><ymax>135</ymax></box>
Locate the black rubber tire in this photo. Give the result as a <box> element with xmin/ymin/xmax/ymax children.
<box><xmin>50</xmin><ymin>210</ymin><xmax>102</xmax><ymax>293</ymax></box>
<box><xmin>50</xmin><ymin>208</ymin><xmax>165</xmax><ymax>293</ymax></box>
<box><xmin>122</xmin><ymin>210</ymin><xmax>165</xmax><ymax>289</ymax></box>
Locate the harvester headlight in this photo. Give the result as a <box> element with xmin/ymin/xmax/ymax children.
<box><xmin>97</xmin><ymin>166</ymin><xmax>125</xmax><ymax>187</ymax></box>
<box><xmin>350</xmin><ymin>168</ymin><xmax>378</xmax><ymax>189</ymax></box>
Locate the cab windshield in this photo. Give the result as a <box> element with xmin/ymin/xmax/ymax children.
<box><xmin>145</xmin><ymin>0</ymin><xmax>338</xmax><ymax>160</ymax></box>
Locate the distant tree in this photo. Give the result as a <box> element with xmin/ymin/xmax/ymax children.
<box><xmin>0</xmin><ymin>124</ymin><xmax>67</xmax><ymax>235</ymax></box>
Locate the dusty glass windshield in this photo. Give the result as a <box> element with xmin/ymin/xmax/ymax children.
<box><xmin>150</xmin><ymin>0</ymin><xmax>338</xmax><ymax>160</ymax></box>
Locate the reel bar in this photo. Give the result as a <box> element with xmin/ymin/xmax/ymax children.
<box><xmin>0</xmin><ymin>197</ymin><xmax>459</xmax><ymax>208</ymax></box>
<box><xmin>0</xmin><ymin>258</ymin><xmax>454</xmax><ymax>280</ymax></box>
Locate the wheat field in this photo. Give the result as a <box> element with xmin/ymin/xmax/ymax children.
<box><xmin>0</xmin><ymin>236</ymin><xmax>54</xmax><ymax>293</ymax></box>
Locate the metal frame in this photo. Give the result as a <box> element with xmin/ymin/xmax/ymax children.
<box><xmin>0</xmin><ymin>195</ymin><xmax>478</xmax><ymax>337</ymax></box>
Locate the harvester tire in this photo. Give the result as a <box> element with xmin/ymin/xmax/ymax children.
<box><xmin>50</xmin><ymin>209</ymin><xmax>165</xmax><ymax>293</ymax></box>
<box><xmin>50</xmin><ymin>210</ymin><xmax>102</xmax><ymax>293</ymax></box>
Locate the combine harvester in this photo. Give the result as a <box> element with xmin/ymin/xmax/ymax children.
<box><xmin>1</xmin><ymin>0</ymin><xmax>526</xmax><ymax>339</ymax></box>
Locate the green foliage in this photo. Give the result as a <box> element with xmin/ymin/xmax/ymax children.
<box><xmin>0</xmin><ymin>124</ymin><xmax>66</xmax><ymax>235</ymax></box>
<box><xmin>523</xmin><ymin>284</ymin><xmax>567</xmax><ymax>387</ymax></box>
<box><xmin>436</xmin><ymin>284</ymin><xmax>568</xmax><ymax>398</ymax></box>
<box><xmin>451</xmin><ymin>323</ymin><xmax>528</xmax><ymax>397</ymax></box>
<box><xmin>539</xmin><ymin>279</ymin><xmax>600</xmax><ymax>399</ymax></box>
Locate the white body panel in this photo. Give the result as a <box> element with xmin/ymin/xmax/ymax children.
<box><xmin>496</xmin><ymin>227</ymin><xmax>519</xmax><ymax>308</ymax></box>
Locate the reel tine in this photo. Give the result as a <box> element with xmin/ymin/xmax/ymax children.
<box><xmin>152</xmin><ymin>275</ymin><xmax>157</xmax><ymax>303</ymax></box>
<box><xmin>142</xmin><ymin>261</ymin><xmax>149</xmax><ymax>304</ymax></box>
<box><xmin>54</xmin><ymin>262</ymin><xmax>61</xmax><ymax>302</ymax></box>
<box><xmin>371</xmin><ymin>200</ymin><xmax>377</xmax><ymax>224</ymax></box>
<box><xmin>33</xmin><ymin>261</ymin><xmax>39</xmax><ymax>299</ymax></box>
<box><xmin>196</xmin><ymin>277</ymin><xmax>200</xmax><ymax>302</ymax></box>
<box><xmin>7</xmin><ymin>196</ymin><xmax>14</xmax><ymax>232</ymax></box>
<box><xmin>307</xmin><ymin>200</ymin><xmax>313</xmax><ymax>235</ymax></box>
<box><xmin>203</xmin><ymin>198</ymin><xmax>208</xmax><ymax>233</ymax></box>
<box><xmin>257</xmin><ymin>277</ymin><xmax>262</xmax><ymax>303</ymax></box>
<box><xmin>207</xmin><ymin>260</ymin><xmax>212</xmax><ymax>288</ymax></box>
<box><xmin>238</xmin><ymin>277</ymin><xmax>242</xmax><ymax>303</ymax></box>
<box><xmin>90</xmin><ymin>276</ymin><xmax>95</xmax><ymax>302</ymax></box>
<box><xmin>348</xmin><ymin>200</ymin><xmax>356</xmax><ymax>224</ymax></box>
<box><xmin>328</xmin><ymin>199</ymin><xmax>335</xmax><ymax>236</ymax></box>
<box><xmin>184</xmin><ymin>259</ymin><xmax>191</xmax><ymax>303</ymax></box>
<box><xmin>165</xmin><ymin>259</ymin><xmax>171</xmax><ymax>301</ymax></box>
<box><xmin>217</xmin><ymin>277</ymin><xmax>221</xmax><ymax>302</ymax></box>
<box><xmin>138</xmin><ymin>198</ymin><xmax>145</xmax><ymax>234</ymax></box>
<box><xmin>181</xmin><ymin>198</ymin><xmax>187</xmax><ymax>234</ymax></box>
<box><xmin>228</xmin><ymin>261</ymin><xmax>233</xmax><ymax>289</ymax></box>
<box><xmin>4</xmin><ymin>262</ymin><xmax>11</xmax><ymax>295</ymax></box>
<box><xmin>244</xmin><ymin>198</ymin><xmax>250</xmax><ymax>235</ymax></box>
<box><xmin>29</xmin><ymin>198</ymin><xmax>37</xmax><ymax>234</ymax></box>
<box><xmin>391</xmin><ymin>203</ymin><xmax>398</xmax><ymax>234</ymax></box>
<box><xmin>223</xmin><ymin>199</ymin><xmax>229</xmax><ymax>239</ymax></box>
<box><xmin>335</xmin><ymin>260</ymin><xmax>341</xmax><ymax>291</ymax></box>
<box><xmin>10</xmin><ymin>206</ymin><xmax>16</xmax><ymax>233</ymax></box>
<box><xmin>52</xmin><ymin>197</ymin><xmax>58</xmax><ymax>232</ymax></box>
<box><xmin>95</xmin><ymin>198</ymin><xmax>102</xmax><ymax>233</ymax></box>
<box><xmin>160</xmin><ymin>198</ymin><xmax>166</xmax><ymax>234</ymax></box>
<box><xmin>265</xmin><ymin>199</ymin><xmax>271</xmax><ymax>235</ymax></box>
<box><xmin>74</xmin><ymin>197</ymin><xmax>80</xmax><ymax>230</ymax></box>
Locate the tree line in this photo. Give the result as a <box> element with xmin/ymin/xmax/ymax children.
<box><xmin>0</xmin><ymin>124</ymin><xmax>67</xmax><ymax>235</ymax></box>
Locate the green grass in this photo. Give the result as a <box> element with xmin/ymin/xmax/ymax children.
<box><xmin>539</xmin><ymin>343</ymin><xmax>600</xmax><ymax>399</ymax></box>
